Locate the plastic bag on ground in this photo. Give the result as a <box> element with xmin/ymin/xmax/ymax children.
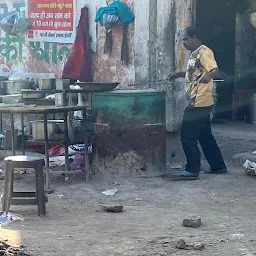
<box><xmin>243</xmin><ymin>159</ymin><xmax>256</xmax><ymax>176</ymax></box>
<box><xmin>70</xmin><ymin>152</ymin><xmax>85</xmax><ymax>170</ymax></box>
<box><xmin>102</xmin><ymin>188</ymin><xmax>117</xmax><ymax>196</ymax></box>
<box><xmin>49</xmin><ymin>156</ymin><xmax>66</xmax><ymax>167</ymax></box>
<box><xmin>0</xmin><ymin>211</ymin><xmax>24</xmax><ymax>226</ymax></box>
<box><xmin>68</xmin><ymin>144</ymin><xmax>85</xmax><ymax>155</ymax></box>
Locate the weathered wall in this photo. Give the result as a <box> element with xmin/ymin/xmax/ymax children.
<box><xmin>0</xmin><ymin>0</ymin><xmax>71</xmax><ymax>77</ymax></box>
<box><xmin>235</xmin><ymin>2</ymin><xmax>256</xmax><ymax>76</ymax></box>
<box><xmin>133</xmin><ymin>0</ymin><xmax>150</xmax><ymax>84</ymax></box>
<box><xmin>156</xmin><ymin>0</ymin><xmax>193</xmax><ymax>132</ymax></box>
<box><xmin>93</xmin><ymin>0</ymin><xmax>135</xmax><ymax>86</ymax></box>
<box><xmin>0</xmin><ymin>0</ymin><xmax>135</xmax><ymax>86</ymax></box>
<box><xmin>87</xmin><ymin>0</ymin><xmax>135</xmax><ymax>86</ymax></box>
<box><xmin>233</xmin><ymin>0</ymin><xmax>256</xmax><ymax>118</ymax></box>
<box><xmin>0</xmin><ymin>0</ymin><xmax>195</xmax><ymax>132</ymax></box>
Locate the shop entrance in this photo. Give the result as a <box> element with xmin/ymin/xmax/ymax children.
<box><xmin>196</xmin><ymin>0</ymin><xmax>237</xmax><ymax>119</ymax></box>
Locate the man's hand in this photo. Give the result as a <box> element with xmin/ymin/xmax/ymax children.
<box><xmin>199</xmin><ymin>73</ymin><xmax>213</xmax><ymax>84</ymax></box>
<box><xmin>199</xmin><ymin>68</ymin><xmax>219</xmax><ymax>84</ymax></box>
<box><xmin>168</xmin><ymin>71</ymin><xmax>186</xmax><ymax>81</ymax></box>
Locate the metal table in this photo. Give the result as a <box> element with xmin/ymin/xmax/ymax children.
<box><xmin>0</xmin><ymin>105</ymin><xmax>89</xmax><ymax>193</ymax></box>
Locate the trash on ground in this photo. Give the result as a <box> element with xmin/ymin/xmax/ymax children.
<box><xmin>101</xmin><ymin>205</ymin><xmax>123</xmax><ymax>213</ymax></box>
<box><xmin>31</xmin><ymin>144</ymin><xmax>84</xmax><ymax>157</ymax></box>
<box><xmin>230</xmin><ymin>233</ymin><xmax>245</xmax><ymax>240</ymax></box>
<box><xmin>243</xmin><ymin>159</ymin><xmax>256</xmax><ymax>176</ymax></box>
<box><xmin>70</xmin><ymin>152</ymin><xmax>85</xmax><ymax>170</ymax></box>
<box><xmin>0</xmin><ymin>240</ymin><xmax>31</xmax><ymax>256</ymax></box>
<box><xmin>102</xmin><ymin>188</ymin><xmax>117</xmax><ymax>196</ymax></box>
<box><xmin>68</xmin><ymin>144</ymin><xmax>85</xmax><ymax>155</ymax></box>
<box><xmin>49</xmin><ymin>153</ymin><xmax>85</xmax><ymax>170</ymax></box>
<box><xmin>49</xmin><ymin>156</ymin><xmax>66</xmax><ymax>167</ymax></box>
<box><xmin>57</xmin><ymin>194</ymin><xmax>66</xmax><ymax>199</ymax></box>
<box><xmin>168</xmin><ymin>164</ymin><xmax>183</xmax><ymax>170</ymax></box>
<box><xmin>0</xmin><ymin>212</ymin><xmax>24</xmax><ymax>226</ymax></box>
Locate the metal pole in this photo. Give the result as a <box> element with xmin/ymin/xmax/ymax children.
<box><xmin>63</xmin><ymin>111</ymin><xmax>69</xmax><ymax>181</ymax></box>
<box><xmin>10</xmin><ymin>113</ymin><xmax>15</xmax><ymax>155</ymax></box>
<box><xmin>0</xmin><ymin>113</ymin><xmax>2</xmax><ymax>132</ymax></box>
<box><xmin>21</xmin><ymin>113</ymin><xmax>25</xmax><ymax>155</ymax></box>
<box><xmin>83</xmin><ymin>108</ymin><xmax>89</xmax><ymax>181</ymax></box>
<box><xmin>44</xmin><ymin>112</ymin><xmax>52</xmax><ymax>193</ymax></box>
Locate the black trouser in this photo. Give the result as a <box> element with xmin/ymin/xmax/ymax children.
<box><xmin>180</xmin><ymin>106</ymin><xmax>226</xmax><ymax>174</ymax></box>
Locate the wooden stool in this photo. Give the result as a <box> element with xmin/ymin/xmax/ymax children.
<box><xmin>1</xmin><ymin>156</ymin><xmax>47</xmax><ymax>216</ymax></box>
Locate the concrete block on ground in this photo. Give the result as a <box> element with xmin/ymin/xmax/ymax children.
<box><xmin>183</xmin><ymin>216</ymin><xmax>201</xmax><ymax>228</ymax></box>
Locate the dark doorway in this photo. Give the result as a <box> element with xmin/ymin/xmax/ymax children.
<box><xmin>196</xmin><ymin>0</ymin><xmax>236</xmax><ymax>119</ymax></box>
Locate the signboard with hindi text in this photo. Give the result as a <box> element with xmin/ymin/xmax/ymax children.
<box><xmin>26</xmin><ymin>0</ymin><xmax>76</xmax><ymax>43</ymax></box>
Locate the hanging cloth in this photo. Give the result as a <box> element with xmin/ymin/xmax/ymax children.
<box><xmin>95</xmin><ymin>1</ymin><xmax>134</xmax><ymax>65</ymax></box>
<box><xmin>121</xmin><ymin>25</ymin><xmax>128</xmax><ymax>65</ymax></box>
<box><xmin>62</xmin><ymin>7</ymin><xmax>92</xmax><ymax>82</ymax></box>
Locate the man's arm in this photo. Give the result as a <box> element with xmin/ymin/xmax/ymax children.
<box><xmin>168</xmin><ymin>71</ymin><xmax>186</xmax><ymax>80</ymax></box>
<box><xmin>199</xmin><ymin>49</ymin><xmax>219</xmax><ymax>84</ymax></box>
<box><xmin>200</xmin><ymin>68</ymin><xmax>220</xmax><ymax>83</ymax></box>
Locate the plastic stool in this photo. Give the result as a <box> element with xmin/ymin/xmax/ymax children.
<box><xmin>1</xmin><ymin>156</ymin><xmax>47</xmax><ymax>216</ymax></box>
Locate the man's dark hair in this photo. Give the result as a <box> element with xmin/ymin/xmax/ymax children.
<box><xmin>184</xmin><ymin>27</ymin><xmax>202</xmax><ymax>40</ymax></box>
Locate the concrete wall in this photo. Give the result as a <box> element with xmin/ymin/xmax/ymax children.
<box><xmin>156</xmin><ymin>0</ymin><xmax>193</xmax><ymax>132</ymax></box>
<box><xmin>0</xmin><ymin>0</ymin><xmax>135</xmax><ymax>86</ymax></box>
<box><xmin>0</xmin><ymin>0</ymin><xmax>71</xmax><ymax>77</ymax></box>
<box><xmin>235</xmin><ymin>3</ymin><xmax>256</xmax><ymax>76</ymax></box>
<box><xmin>0</xmin><ymin>0</ymin><xmax>195</xmax><ymax>132</ymax></box>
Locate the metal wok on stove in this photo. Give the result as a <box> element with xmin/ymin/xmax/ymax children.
<box><xmin>75</xmin><ymin>82</ymin><xmax>120</xmax><ymax>92</ymax></box>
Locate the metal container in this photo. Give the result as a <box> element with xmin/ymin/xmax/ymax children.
<box><xmin>4</xmin><ymin>80</ymin><xmax>30</xmax><ymax>95</ymax></box>
<box><xmin>31</xmin><ymin>120</ymin><xmax>64</xmax><ymax>141</ymax></box>
<box><xmin>0</xmin><ymin>76</ymin><xmax>8</xmax><ymax>95</ymax></box>
<box><xmin>55</xmin><ymin>93</ymin><xmax>68</xmax><ymax>107</ymax></box>
<box><xmin>92</xmin><ymin>89</ymin><xmax>166</xmax><ymax>176</ymax></box>
<box><xmin>1</xmin><ymin>94</ymin><xmax>22</xmax><ymax>104</ymax></box>
<box><xmin>38</xmin><ymin>78</ymin><xmax>56</xmax><ymax>90</ymax></box>
<box><xmin>56</xmin><ymin>79</ymin><xmax>70</xmax><ymax>90</ymax></box>
<box><xmin>0</xmin><ymin>81</ymin><xmax>6</xmax><ymax>95</ymax></box>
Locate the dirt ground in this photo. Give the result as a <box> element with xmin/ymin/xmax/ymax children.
<box><xmin>0</xmin><ymin>123</ymin><xmax>256</xmax><ymax>256</ymax></box>
<box><xmin>1</xmin><ymin>167</ymin><xmax>256</xmax><ymax>256</ymax></box>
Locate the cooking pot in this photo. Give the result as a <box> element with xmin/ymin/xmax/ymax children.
<box><xmin>38</xmin><ymin>78</ymin><xmax>56</xmax><ymax>90</ymax></box>
<box><xmin>4</xmin><ymin>80</ymin><xmax>30</xmax><ymax>95</ymax></box>
<box><xmin>31</xmin><ymin>120</ymin><xmax>64</xmax><ymax>141</ymax></box>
